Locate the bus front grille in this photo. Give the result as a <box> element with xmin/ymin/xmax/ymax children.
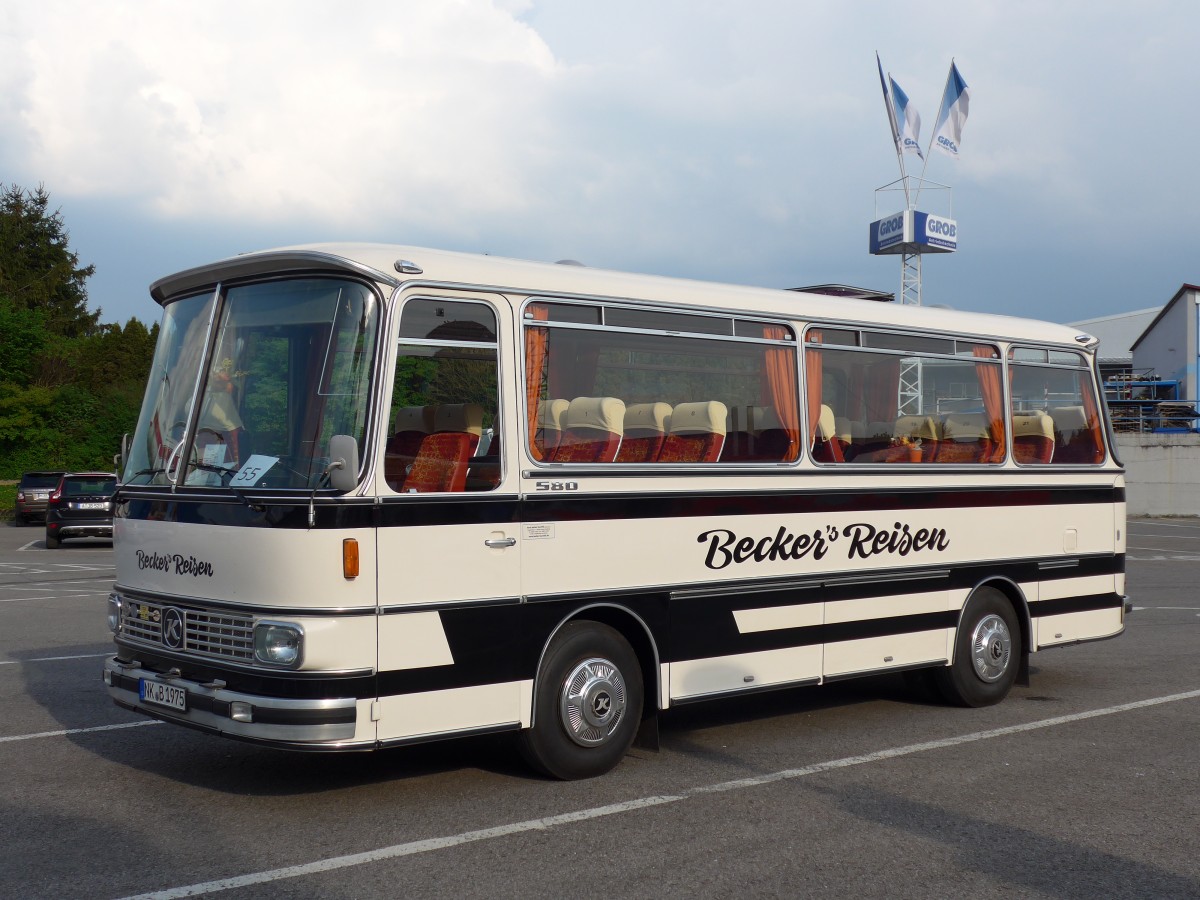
<box><xmin>120</xmin><ymin>598</ymin><xmax>255</xmax><ymax>663</ymax></box>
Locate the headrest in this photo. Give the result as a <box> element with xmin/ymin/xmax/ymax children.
<box><xmin>624</xmin><ymin>402</ymin><xmax>672</xmax><ymax>434</ymax></box>
<box><xmin>670</xmin><ymin>401</ymin><xmax>728</xmax><ymax>436</ymax></box>
<box><xmin>815</xmin><ymin>404</ymin><xmax>837</xmax><ymax>441</ymax></box>
<box><xmin>564</xmin><ymin>396</ymin><xmax>626</xmax><ymax>434</ymax></box>
<box><xmin>433</xmin><ymin>403</ymin><xmax>484</xmax><ymax>436</ymax></box>
<box><xmin>894</xmin><ymin>415</ymin><xmax>939</xmax><ymax>442</ymax></box>
<box><xmin>536</xmin><ymin>398</ymin><xmax>569</xmax><ymax>431</ymax></box>
<box><xmin>942</xmin><ymin>413</ymin><xmax>990</xmax><ymax>441</ymax></box>
<box><xmin>394</xmin><ymin>405</ymin><xmax>434</xmax><ymax>435</ymax></box>
<box><xmin>1052</xmin><ymin>405</ymin><xmax>1088</xmax><ymax>433</ymax></box>
<box><xmin>834</xmin><ymin>416</ymin><xmax>854</xmax><ymax>442</ymax></box>
<box><xmin>1013</xmin><ymin>412</ymin><xmax>1054</xmax><ymax>439</ymax></box>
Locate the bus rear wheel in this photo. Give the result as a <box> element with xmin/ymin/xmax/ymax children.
<box><xmin>936</xmin><ymin>587</ymin><xmax>1022</xmax><ymax>708</ymax></box>
<box><xmin>519</xmin><ymin>621</ymin><xmax>643</xmax><ymax>780</ymax></box>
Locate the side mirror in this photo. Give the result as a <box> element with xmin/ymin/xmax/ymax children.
<box><xmin>327</xmin><ymin>434</ymin><xmax>360</xmax><ymax>492</ymax></box>
<box><xmin>116</xmin><ymin>432</ymin><xmax>131</xmax><ymax>478</ymax></box>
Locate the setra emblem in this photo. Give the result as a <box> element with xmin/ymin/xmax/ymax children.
<box><xmin>162</xmin><ymin>607</ymin><xmax>185</xmax><ymax>650</ymax></box>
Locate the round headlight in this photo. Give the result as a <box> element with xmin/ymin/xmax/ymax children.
<box><xmin>254</xmin><ymin>622</ymin><xmax>302</xmax><ymax>666</ymax></box>
<box><xmin>107</xmin><ymin>593</ymin><xmax>122</xmax><ymax>634</ymax></box>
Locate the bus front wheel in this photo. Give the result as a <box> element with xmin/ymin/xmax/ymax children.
<box><xmin>936</xmin><ymin>588</ymin><xmax>1022</xmax><ymax>708</ymax></box>
<box><xmin>519</xmin><ymin>621</ymin><xmax>643</xmax><ymax>780</ymax></box>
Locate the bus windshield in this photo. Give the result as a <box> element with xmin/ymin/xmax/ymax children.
<box><xmin>124</xmin><ymin>277</ymin><xmax>379</xmax><ymax>490</ymax></box>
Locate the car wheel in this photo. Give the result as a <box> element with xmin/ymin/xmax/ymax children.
<box><xmin>518</xmin><ymin>621</ymin><xmax>643</xmax><ymax>780</ymax></box>
<box><xmin>45</xmin><ymin>533</ymin><xmax>60</xmax><ymax>549</ymax></box>
<box><xmin>935</xmin><ymin>587</ymin><xmax>1022</xmax><ymax>708</ymax></box>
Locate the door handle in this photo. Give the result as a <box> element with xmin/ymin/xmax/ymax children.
<box><xmin>484</xmin><ymin>537</ymin><xmax>517</xmax><ymax>549</ymax></box>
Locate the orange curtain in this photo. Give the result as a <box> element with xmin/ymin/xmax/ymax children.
<box><xmin>974</xmin><ymin>346</ymin><xmax>1005</xmax><ymax>460</ymax></box>
<box><xmin>865</xmin><ymin>356</ymin><xmax>901</xmax><ymax>422</ymax></box>
<box><xmin>551</xmin><ymin>331</ymin><xmax>601</xmax><ymax>400</ymax></box>
<box><xmin>804</xmin><ymin>330</ymin><xmax>823</xmax><ymax>449</ymax></box>
<box><xmin>1079</xmin><ymin>375</ymin><xmax>1107</xmax><ymax>461</ymax></box>
<box><xmin>763</xmin><ymin>326</ymin><xmax>800</xmax><ymax>459</ymax></box>
<box><xmin>524</xmin><ymin>305</ymin><xmax>549</xmax><ymax>460</ymax></box>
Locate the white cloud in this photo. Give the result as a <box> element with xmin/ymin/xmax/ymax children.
<box><xmin>3</xmin><ymin>1</ymin><xmax>1199</xmax><ymax>325</ymax></box>
<box><xmin>3</xmin><ymin>1</ymin><xmax>560</xmax><ymax>223</ymax></box>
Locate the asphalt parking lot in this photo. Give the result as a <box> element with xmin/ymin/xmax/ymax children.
<box><xmin>1</xmin><ymin>518</ymin><xmax>1198</xmax><ymax>899</ymax></box>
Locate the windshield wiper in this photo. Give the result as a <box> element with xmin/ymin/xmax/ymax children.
<box><xmin>123</xmin><ymin>467</ymin><xmax>168</xmax><ymax>484</ymax></box>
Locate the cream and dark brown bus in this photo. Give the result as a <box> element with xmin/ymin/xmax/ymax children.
<box><xmin>104</xmin><ymin>244</ymin><xmax>1127</xmax><ymax>779</ymax></box>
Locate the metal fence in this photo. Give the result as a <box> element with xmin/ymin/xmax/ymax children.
<box><xmin>1108</xmin><ymin>401</ymin><xmax>1200</xmax><ymax>434</ymax></box>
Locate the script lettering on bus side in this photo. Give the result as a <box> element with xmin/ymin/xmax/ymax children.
<box><xmin>697</xmin><ymin>526</ymin><xmax>831</xmax><ymax>570</ymax></box>
<box><xmin>697</xmin><ymin>520</ymin><xmax>949</xmax><ymax>570</ymax></box>
<box><xmin>843</xmin><ymin>521</ymin><xmax>949</xmax><ymax>560</ymax></box>
<box><xmin>136</xmin><ymin>549</ymin><xmax>215</xmax><ymax>578</ymax></box>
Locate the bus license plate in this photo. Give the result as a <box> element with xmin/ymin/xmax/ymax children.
<box><xmin>139</xmin><ymin>678</ymin><xmax>186</xmax><ymax>711</ymax></box>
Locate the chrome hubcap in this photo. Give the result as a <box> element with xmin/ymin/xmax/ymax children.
<box><xmin>559</xmin><ymin>656</ymin><xmax>627</xmax><ymax>747</ymax></box>
<box><xmin>971</xmin><ymin>613</ymin><xmax>1012</xmax><ymax>683</ymax></box>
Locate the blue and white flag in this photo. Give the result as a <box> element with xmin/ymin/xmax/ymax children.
<box><xmin>889</xmin><ymin>76</ymin><xmax>923</xmax><ymax>159</ymax></box>
<box><xmin>931</xmin><ymin>61</ymin><xmax>970</xmax><ymax>159</ymax></box>
<box><xmin>876</xmin><ymin>52</ymin><xmax>902</xmax><ymax>155</ymax></box>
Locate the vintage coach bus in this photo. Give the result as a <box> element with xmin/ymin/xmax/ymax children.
<box><xmin>103</xmin><ymin>244</ymin><xmax>1127</xmax><ymax>779</ymax></box>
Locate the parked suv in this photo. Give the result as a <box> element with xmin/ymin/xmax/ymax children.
<box><xmin>15</xmin><ymin>471</ymin><xmax>66</xmax><ymax>525</ymax></box>
<box><xmin>45</xmin><ymin>473</ymin><xmax>118</xmax><ymax>548</ymax></box>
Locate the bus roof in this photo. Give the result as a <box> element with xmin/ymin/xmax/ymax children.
<box><xmin>150</xmin><ymin>242</ymin><xmax>1096</xmax><ymax>350</ymax></box>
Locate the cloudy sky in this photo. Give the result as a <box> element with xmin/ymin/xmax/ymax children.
<box><xmin>2</xmin><ymin>1</ymin><xmax>1196</xmax><ymax>328</ymax></box>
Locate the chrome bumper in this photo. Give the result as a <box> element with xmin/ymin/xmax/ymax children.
<box><xmin>103</xmin><ymin>657</ymin><xmax>365</xmax><ymax>748</ymax></box>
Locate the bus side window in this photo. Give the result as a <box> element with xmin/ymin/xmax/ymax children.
<box><xmin>386</xmin><ymin>299</ymin><xmax>501</xmax><ymax>493</ymax></box>
<box><xmin>524</xmin><ymin>302</ymin><xmax>800</xmax><ymax>464</ymax></box>
<box><xmin>1009</xmin><ymin>354</ymin><xmax>1106</xmax><ymax>465</ymax></box>
<box><xmin>807</xmin><ymin>331</ymin><xmax>1006</xmax><ymax>465</ymax></box>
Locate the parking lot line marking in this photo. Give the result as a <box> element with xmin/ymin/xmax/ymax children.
<box><xmin>0</xmin><ymin>591</ymin><xmax>112</xmax><ymax>603</ymax></box>
<box><xmin>0</xmin><ymin>720</ymin><xmax>162</xmax><ymax>744</ymax></box>
<box><xmin>1127</xmin><ymin>545</ymin><xmax>1200</xmax><ymax>552</ymax></box>
<box><xmin>0</xmin><ymin>652</ymin><xmax>111</xmax><ymax>666</ymax></box>
<box><xmin>115</xmin><ymin>688</ymin><xmax>1200</xmax><ymax>900</ymax></box>
<box><xmin>0</xmin><ymin>578</ymin><xmax>114</xmax><ymax>588</ymax></box>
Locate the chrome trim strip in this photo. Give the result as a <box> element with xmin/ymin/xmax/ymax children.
<box><xmin>1038</xmin><ymin>559</ymin><xmax>1081</xmax><ymax>570</ymax></box>
<box><xmin>827</xmin><ymin>569</ymin><xmax>953</xmax><ymax>588</ymax></box>
<box><xmin>376</xmin><ymin>721</ymin><xmax>522</xmax><ymax>750</ymax></box>
<box><xmin>671</xmin><ymin>676</ymin><xmax>822</xmax><ymax>706</ymax></box>
<box><xmin>113</xmin><ymin>586</ymin><xmax>377</xmax><ymax>618</ymax></box>
<box><xmin>821</xmin><ymin>659</ymin><xmax>949</xmax><ymax>683</ymax></box>
<box><xmin>379</xmin><ymin>596</ymin><xmax>520</xmax><ymax>615</ymax></box>
<box><xmin>113</xmin><ymin>639</ymin><xmax>374</xmax><ymax>679</ymax></box>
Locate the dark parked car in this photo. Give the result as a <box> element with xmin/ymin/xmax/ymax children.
<box><xmin>15</xmin><ymin>471</ymin><xmax>66</xmax><ymax>525</ymax></box>
<box><xmin>45</xmin><ymin>473</ymin><xmax>118</xmax><ymax>548</ymax></box>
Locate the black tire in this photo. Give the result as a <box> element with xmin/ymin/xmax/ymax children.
<box><xmin>936</xmin><ymin>587</ymin><xmax>1022</xmax><ymax>707</ymax></box>
<box><xmin>519</xmin><ymin>621</ymin><xmax>644</xmax><ymax>780</ymax></box>
<box><xmin>45</xmin><ymin>532</ymin><xmax>60</xmax><ymax>549</ymax></box>
<box><xmin>13</xmin><ymin>513</ymin><xmax>25</xmax><ymax>527</ymax></box>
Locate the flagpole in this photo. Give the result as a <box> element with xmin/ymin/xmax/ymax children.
<box><xmin>914</xmin><ymin>58</ymin><xmax>953</xmax><ymax>208</ymax></box>
<box><xmin>876</xmin><ymin>51</ymin><xmax>911</xmax><ymax>208</ymax></box>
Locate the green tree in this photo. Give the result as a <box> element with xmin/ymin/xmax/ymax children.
<box><xmin>0</xmin><ymin>183</ymin><xmax>162</xmax><ymax>480</ymax></box>
<box><xmin>0</xmin><ymin>183</ymin><xmax>99</xmax><ymax>338</ymax></box>
<box><xmin>0</xmin><ymin>297</ymin><xmax>48</xmax><ymax>384</ymax></box>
